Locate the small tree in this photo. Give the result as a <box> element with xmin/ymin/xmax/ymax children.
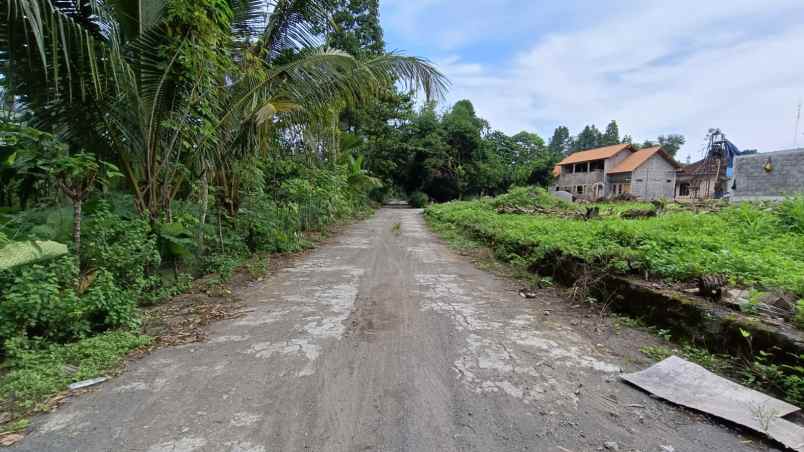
<box><xmin>44</xmin><ymin>153</ymin><xmax>121</xmax><ymax>260</ymax></box>
<box><xmin>657</xmin><ymin>134</ymin><xmax>686</xmax><ymax>157</ymax></box>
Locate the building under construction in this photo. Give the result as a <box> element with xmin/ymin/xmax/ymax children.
<box><xmin>675</xmin><ymin>130</ymin><xmax>740</xmax><ymax>200</ymax></box>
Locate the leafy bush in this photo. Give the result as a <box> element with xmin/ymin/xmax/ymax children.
<box><xmin>0</xmin><ymin>254</ymin><xmax>142</xmax><ymax>348</ymax></box>
<box><xmin>0</xmin><ymin>257</ymin><xmax>88</xmax><ymax>343</ymax></box>
<box><xmin>81</xmin><ymin>270</ymin><xmax>139</xmax><ymax>330</ymax></box>
<box><xmin>489</xmin><ymin>186</ymin><xmax>568</xmax><ymax>210</ymax></box>
<box><xmin>236</xmin><ymin>196</ymin><xmax>303</xmax><ymax>254</ymax></box>
<box><xmin>82</xmin><ymin>204</ymin><xmax>160</xmax><ymax>292</ymax></box>
<box><xmin>779</xmin><ymin>196</ymin><xmax>804</xmax><ymax>234</ymax></box>
<box><xmin>408</xmin><ymin>191</ymin><xmax>430</xmax><ymax>208</ymax></box>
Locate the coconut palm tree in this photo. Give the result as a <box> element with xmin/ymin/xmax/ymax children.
<box><xmin>0</xmin><ymin>0</ymin><xmax>448</xmax><ymax>220</ymax></box>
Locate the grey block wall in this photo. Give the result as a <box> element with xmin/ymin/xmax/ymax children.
<box><xmin>732</xmin><ymin>149</ymin><xmax>804</xmax><ymax>200</ymax></box>
<box><xmin>631</xmin><ymin>155</ymin><xmax>677</xmax><ymax>200</ymax></box>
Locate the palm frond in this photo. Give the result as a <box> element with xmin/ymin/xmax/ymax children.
<box><xmin>259</xmin><ymin>0</ymin><xmax>329</xmax><ymax>60</ymax></box>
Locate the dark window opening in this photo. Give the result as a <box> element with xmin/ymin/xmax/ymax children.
<box><xmin>678</xmin><ymin>183</ymin><xmax>690</xmax><ymax>197</ymax></box>
<box><xmin>590</xmin><ymin>160</ymin><xmax>605</xmax><ymax>171</ymax></box>
<box><xmin>574</xmin><ymin>163</ymin><xmax>589</xmax><ymax>173</ymax></box>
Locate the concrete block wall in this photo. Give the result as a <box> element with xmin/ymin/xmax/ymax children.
<box><xmin>556</xmin><ymin>170</ymin><xmax>604</xmax><ymax>186</ymax></box>
<box><xmin>732</xmin><ymin>149</ymin><xmax>804</xmax><ymax>200</ymax></box>
<box><xmin>632</xmin><ymin>155</ymin><xmax>677</xmax><ymax>200</ymax></box>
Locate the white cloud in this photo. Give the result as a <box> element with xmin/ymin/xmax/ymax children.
<box><xmin>392</xmin><ymin>0</ymin><xmax>804</xmax><ymax>161</ymax></box>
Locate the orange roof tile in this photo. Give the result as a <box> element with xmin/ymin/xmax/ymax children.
<box><xmin>553</xmin><ymin>165</ymin><xmax>561</xmax><ymax>177</ymax></box>
<box><xmin>607</xmin><ymin>147</ymin><xmax>681</xmax><ymax>174</ymax></box>
<box><xmin>557</xmin><ymin>144</ymin><xmax>632</xmax><ymax>166</ymax></box>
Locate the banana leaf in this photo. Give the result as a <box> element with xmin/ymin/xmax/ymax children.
<box><xmin>0</xmin><ymin>240</ymin><xmax>69</xmax><ymax>271</ymax></box>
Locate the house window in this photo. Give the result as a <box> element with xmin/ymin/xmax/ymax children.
<box><xmin>612</xmin><ymin>183</ymin><xmax>630</xmax><ymax>195</ymax></box>
<box><xmin>590</xmin><ymin>160</ymin><xmax>605</xmax><ymax>171</ymax></box>
<box><xmin>576</xmin><ymin>185</ymin><xmax>584</xmax><ymax>194</ymax></box>
<box><xmin>678</xmin><ymin>183</ymin><xmax>690</xmax><ymax>197</ymax></box>
<box><xmin>574</xmin><ymin>163</ymin><xmax>589</xmax><ymax>173</ymax></box>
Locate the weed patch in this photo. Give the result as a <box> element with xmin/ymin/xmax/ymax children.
<box><xmin>0</xmin><ymin>332</ymin><xmax>151</xmax><ymax>417</ymax></box>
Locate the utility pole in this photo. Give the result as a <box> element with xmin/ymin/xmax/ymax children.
<box><xmin>795</xmin><ymin>99</ymin><xmax>802</xmax><ymax>149</ymax></box>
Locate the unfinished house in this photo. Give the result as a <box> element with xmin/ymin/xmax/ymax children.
<box><xmin>675</xmin><ymin>130</ymin><xmax>739</xmax><ymax>200</ymax></box>
<box><xmin>607</xmin><ymin>147</ymin><xmax>681</xmax><ymax>200</ymax></box>
<box><xmin>675</xmin><ymin>158</ymin><xmax>730</xmax><ymax>200</ymax></box>
<box><xmin>554</xmin><ymin>144</ymin><xmax>633</xmax><ymax>200</ymax></box>
<box><xmin>554</xmin><ymin>144</ymin><xmax>679</xmax><ymax>200</ymax></box>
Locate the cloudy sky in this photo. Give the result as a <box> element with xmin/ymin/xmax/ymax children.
<box><xmin>380</xmin><ymin>0</ymin><xmax>804</xmax><ymax>162</ymax></box>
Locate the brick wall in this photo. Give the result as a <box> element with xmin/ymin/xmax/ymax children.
<box><xmin>732</xmin><ymin>149</ymin><xmax>804</xmax><ymax>200</ymax></box>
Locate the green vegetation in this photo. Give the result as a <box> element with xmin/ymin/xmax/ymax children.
<box><xmin>408</xmin><ymin>192</ymin><xmax>430</xmax><ymax>208</ymax></box>
<box><xmin>0</xmin><ymin>332</ymin><xmax>151</xmax><ymax>415</ymax></box>
<box><xmin>426</xmin><ymin>190</ymin><xmax>804</xmax><ymax>297</ymax></box>
<box><xmin>0</xmin><ymin>0</ymin><xmax>447</xmax><ymax>425</ymax></box>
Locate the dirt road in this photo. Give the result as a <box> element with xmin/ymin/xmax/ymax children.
<box><xmin>13</xmin><ymin>208</ymin><xmax>772</xmax><ymax>452</ymax></box>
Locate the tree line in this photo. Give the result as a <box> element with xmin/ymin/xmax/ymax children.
<box><xmin>548</xmin><ymin>121</ymin><xmax>686</xmax><ymax>157</ymax></box>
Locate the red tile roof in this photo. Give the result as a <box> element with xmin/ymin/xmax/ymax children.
<box><xmin>607</xmin><ymin>147</ymin><xmax>681</xmax><ymax>174</ymax></box>
<box><xmin>558</xmin><ymin>144</ymin><xmax>632</xmax><ymax>166</ymax></box>
<box><xmin>553</xmin><ymin>165</ymin><xmax>561</xmax><ymax>177</ymax></box>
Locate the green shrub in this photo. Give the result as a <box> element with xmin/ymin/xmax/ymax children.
<box><xmin>408</xmin><ymin>191</ymin><xmax>430</xmax><ymax>208</ymax></box>
<box><xmin>81</xmin><ymin>270</ymin><xmax>139</xmax><ymax>330</ymax></box>
<box><xmin>795</xmin><ymin>300</ymin><xmax>804</xmax><ymax>330</ymax></box>
<box><xmin>0</xmin><ymin>254</ymin><xmax>143</xmax><ymax>348</ymax></box>
<box><xmin>779</xmin><ymin>196</ymin><xmax>804</xmax><ymax>234</ymax></box>
<box><xmin>489</xmin><ymin>186</ymin><xmax>568</xmax><ymax>210</ymax></box>
<box><xmin>200</xmin><ymin>253</ymin><xmax>242</xmax><ymax>282</ymax></box>
<box><xmin>236</xmin><ymin>196</ymin><xmax>303</xmax><ymax>253</ymax></box>
<box><xmin>0</xmin><ymin>257</ymin><xmax>88</xmax><ymax>344</ymax></box>
<box><xmin>82</xmin><ymin>203</ymin><xmax>160</xmax><ymax>291</ymax></box>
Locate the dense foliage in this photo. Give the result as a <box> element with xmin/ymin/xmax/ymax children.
<box><xmin>426</xmin><ymin>191</ymin><xmax>804</xmax><ymax>297</ymax></box>
<box><xmin>357</xmin><ymin>100</ymin><xmax>560</xmax><ymax>203</ymax></box>
<box><xmin>0</xmin><ymin>0</ymin><xmax>447</xmax><ymax>415</ymax></box>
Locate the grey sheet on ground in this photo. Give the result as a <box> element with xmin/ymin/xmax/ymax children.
<box><xmin>621</xmin><ymin>356</ymin><xmax>804</xmax><ymax>451</ymax></box>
